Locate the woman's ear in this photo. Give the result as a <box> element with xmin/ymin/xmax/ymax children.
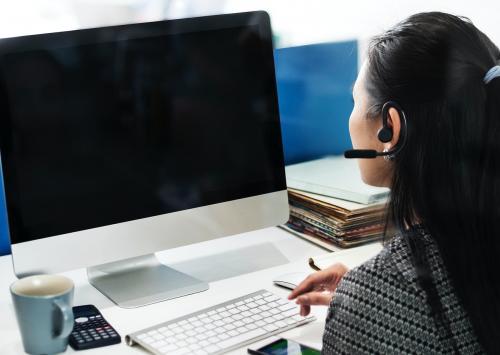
<box><xmin>385</xmin><ymin>107</ymin><xmax>402</xmax><ymax>149</ymax></box>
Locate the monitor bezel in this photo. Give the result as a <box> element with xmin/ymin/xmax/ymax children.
<box><xmin>0</xmin><ymin>11</ymin><xmax>289</xmax><ymax>276</ymax></box>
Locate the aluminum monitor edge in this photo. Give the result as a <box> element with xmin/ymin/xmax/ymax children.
<box><xmin>11</xmin><ymin>190</ymin><xmax>289</xmax><ymax>277</ymax></box>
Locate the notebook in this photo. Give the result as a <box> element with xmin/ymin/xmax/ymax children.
<box><xmin>285</xmin><ymin>156</ymin><xmax>390</xmax><ymax>204</ymax></box>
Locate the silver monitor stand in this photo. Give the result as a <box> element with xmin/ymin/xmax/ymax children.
<box><xmin>87</xmin><ymin>254</ymin><xmax>208</xmax><ymax>308</ymax></box>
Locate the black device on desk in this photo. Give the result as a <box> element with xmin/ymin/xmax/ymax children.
<box><xmin>248</xmin><ymin>338</ymin><xmax>320</xmax><ymax>355</ymax></box>
<box><xmin>69</xmin><ymin>305</ymin><xmax>121</xmax><ymax>350</ymax></box>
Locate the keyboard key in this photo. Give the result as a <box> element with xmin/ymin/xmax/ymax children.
<box><xmin>205</xmin><ymin>330</ymin><xmax>217</xmax><ymax>337</ymax></box>
<box><xmin>176</xmin><ymin>333</ymin><xmax>187</xmax><ymax>340</ymax></box>
<box><xmin>255</xmin><ymin>320</ymin><xmax>267</xmax><ymax>327</ymax></box>
<box><xmin>206</xmin><ymin>336</ymin><xmax>219</xmax><ymax>344</ymax></box>
<box><xmin>199</xmin><ymin>340</ymin><xmax>210</xmax><ymax>347</ymax></box>
<box><xmin>264</xmin><ymin>324</ymin><xmax>278</xmax><ymax>332</ymax></box>
<box><xmin>192</xmin><ymin>320</ymin><xmax>203</xmax><ymax>327</ymax></box>
<box><xmin>195</xmin><ymin>334</ymin><xmax>207</xmax><ymax>341</ymax></box>
<box><xmin>275</xmin><ymin>321</ymin><xmax>287</xmax><ymax>328</ymax></box>
<box><xmin>233</xmin><ymin>320</ymin><xmax>245</xmax><ymax>327</ymax></box>
<box><xmin>292</xmin><ymin>315</ymin><xmax>307</xmax><ymax>322</ymax></box>
<box><xmin>161</xmin><ymin>329</ymin><xmax>175</xmax><ymax>337</ymax></box>
<box><xmin>218</xmin><ymin>333</ymin><xmax>229</xmax><ymax>340</ymax></box>
<box><xmin>241</xmin><ymin>310</ymin><xmax>253</xmax><ymax>317</ymax></box>
<box><xmin>218</xmin><ymin>328</ymin><xmax>267</xmax><ymax>349</ymax></box>
<box><xmin>264</xmin><ymin>295</ymin><xmax>280</xmax><ymax>302</ymax></box>
<box><xmin>176</xmin><ymin>340</ymin><xmax>187</xmax><ymax>347</ymax></box>
<box><xmin>128</xmin><ymin>290</ymin><xmax>316</xmax><ymax>355</ymax></box>
<box><xmin>205</xmin><ymin>345</ymin><xmax>220</xmax><ymax>353</ymax></box>
<box><xmin>258</xmin><ymin>305</ymin><xmax>270</xmax><ymax>311</ymax></box>
<box><xmin>159</xmin><ymin>344</ymin><xmax>177</xmax><ymax>353</ymax></box>
<box><xmin>152</xmin><ymin>340</ymin><xmax>167</xmax><ymax>348</ymax></box>
<box><xmin>260</xmin><ymin>311</ymin><xmax>272</xmax><ymax>317</ymax></box>
<box><xmin>214</xmin><ymin>327</ymin><xmax>226</xmax><ymax>334</ymax></box>
<box><xmin>236</xmin><ymin>326</ymin><xmax>248</xmax><ymax>334</ymax></box>
<box><xmin>283</xmin><ymin>309</ymin><xmax>299</xmax><ymax>317</ymax></box>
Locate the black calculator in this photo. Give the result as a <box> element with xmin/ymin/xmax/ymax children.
<box><xmin>69</xmin><ymin>304</ymin><xmax>121</xmax><ymax>350</ymax></box>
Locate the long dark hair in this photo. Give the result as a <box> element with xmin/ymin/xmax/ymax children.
<box><xmin>366</xmin><ymin>12</ymin><xmax>500</xmax><ymax>353</ymax></box>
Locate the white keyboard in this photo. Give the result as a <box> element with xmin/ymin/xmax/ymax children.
<box><xmin>125</xmin><ymin>289</ymin><xmax>316</xmax><ymax>355</ymax></box>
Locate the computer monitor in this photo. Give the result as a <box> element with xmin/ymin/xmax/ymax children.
<box><xmin>0</xmin><ymin>11</ymin><xmax>288</xmax><ymax>308</ymax></box>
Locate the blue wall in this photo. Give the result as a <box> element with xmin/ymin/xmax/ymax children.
<box><xmin>274</xmin><ymin>40</ymin><xmax>358</xmax><ymax>165</ymax></box>
<box><xmin>0</xmin><ymin>172</ymin><xmax>10</xmax><ymax>256</ymax></box>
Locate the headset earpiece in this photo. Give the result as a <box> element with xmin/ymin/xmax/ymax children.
<box><xmin>344</xmin><ymin>100</ymin><xmax>407</xmax><ymax>159</ymax></box>
<box><xmin>377</xmin><ymin>127</ymin><xmax>393</xmax><ymax>143</ymax></box>
<box><xmin>377</xmin><ymin>101</ymin><xmax>401</xmax><ymax>143</ymax></box>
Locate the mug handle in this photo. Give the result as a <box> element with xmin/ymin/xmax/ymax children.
<box><xmin>53</xmin><ymin>299</ymin><xmax>74</xmax><ymax>339</ymax></box>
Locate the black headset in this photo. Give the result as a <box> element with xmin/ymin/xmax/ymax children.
<box><xmin>344</xmin><ymin>101</ymin><xmax>407</xmax><ymax>159</ymax></box>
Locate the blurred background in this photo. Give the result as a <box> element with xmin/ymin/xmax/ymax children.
<box><xmin>0</xmin><ymin>0</ymin><xmax>499</xmax><ymax>255</ymax></box>
<box><xmin>1</xmin><ymin>0</ymin><xmax>499</xmax><ymax>52</ymax></box>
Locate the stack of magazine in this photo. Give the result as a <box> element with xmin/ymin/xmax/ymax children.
<box><xmin>283</xmin><ymin>156</ymin><xmax>389</xmax><ymax>249</ymax></box>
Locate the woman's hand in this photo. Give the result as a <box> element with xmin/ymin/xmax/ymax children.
<box><xmin>288</xmin><ymin>263</ymin><xmax>349</xmax><ymax>316</ymax></box>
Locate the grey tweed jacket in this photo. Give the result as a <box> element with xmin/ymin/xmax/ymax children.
<box><xmin>322</xmin><ymin>228</ymin><xmax>484</xmax><ymax>354</ymax></box>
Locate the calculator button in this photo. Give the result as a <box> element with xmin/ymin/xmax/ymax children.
<box><xmin>75</xmin><ymin>317</ymin><xmax>89</xmax><ymax>323</ymax></box>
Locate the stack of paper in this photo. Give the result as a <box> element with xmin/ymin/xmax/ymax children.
<box><xmin>284</xmin><ymin>156</ymin><xmax>389</xmax><ymax>249</ymax></box>
<box><xmin>285</xmin><ymin>156</ymin><xmax>389</xmax><ymax>204</ymax></box>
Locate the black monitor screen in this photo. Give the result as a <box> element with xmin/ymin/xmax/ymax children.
<box><xmin>0</xmin><ymin>12</ymin><xmax>286</xmax><ymax>244</ymax></box>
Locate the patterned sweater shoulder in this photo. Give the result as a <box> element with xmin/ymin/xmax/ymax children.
<box><xmin>322</xmin><ymin>230</ymin><xmax>484</xmax><ymax>354</ymax></box>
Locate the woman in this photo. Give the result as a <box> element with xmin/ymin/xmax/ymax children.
<box><xmin>289</xmin><ymin>12</ymin><xmax>500</xmax><ymax>354</ymax></box>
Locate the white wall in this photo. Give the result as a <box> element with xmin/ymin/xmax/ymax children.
<box><xmin>0</xmin><ymin>0</ymin><xmax>499</xmax><ymax>60</ymax></box>
<box><xmin>220</xmin><ymin>0</ymin><xmax>500</xmax><ymax>49</ymax></box>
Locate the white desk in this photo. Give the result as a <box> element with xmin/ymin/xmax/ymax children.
<box><xmin>0</xmin><ymin>227</ymin><xmax>377</xmax><ymax>354</ymax></box>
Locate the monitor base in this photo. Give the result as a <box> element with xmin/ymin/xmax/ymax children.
<box><xmin>87</xmin><ymin>254</ymin><xmax>209</xmax><ymax>308</ymax></box>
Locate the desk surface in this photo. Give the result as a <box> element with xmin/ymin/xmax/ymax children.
<box><xmin>0</xmin><ymin>227</ymin><xmax>379</xmax><ymax>354</ymax></box>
